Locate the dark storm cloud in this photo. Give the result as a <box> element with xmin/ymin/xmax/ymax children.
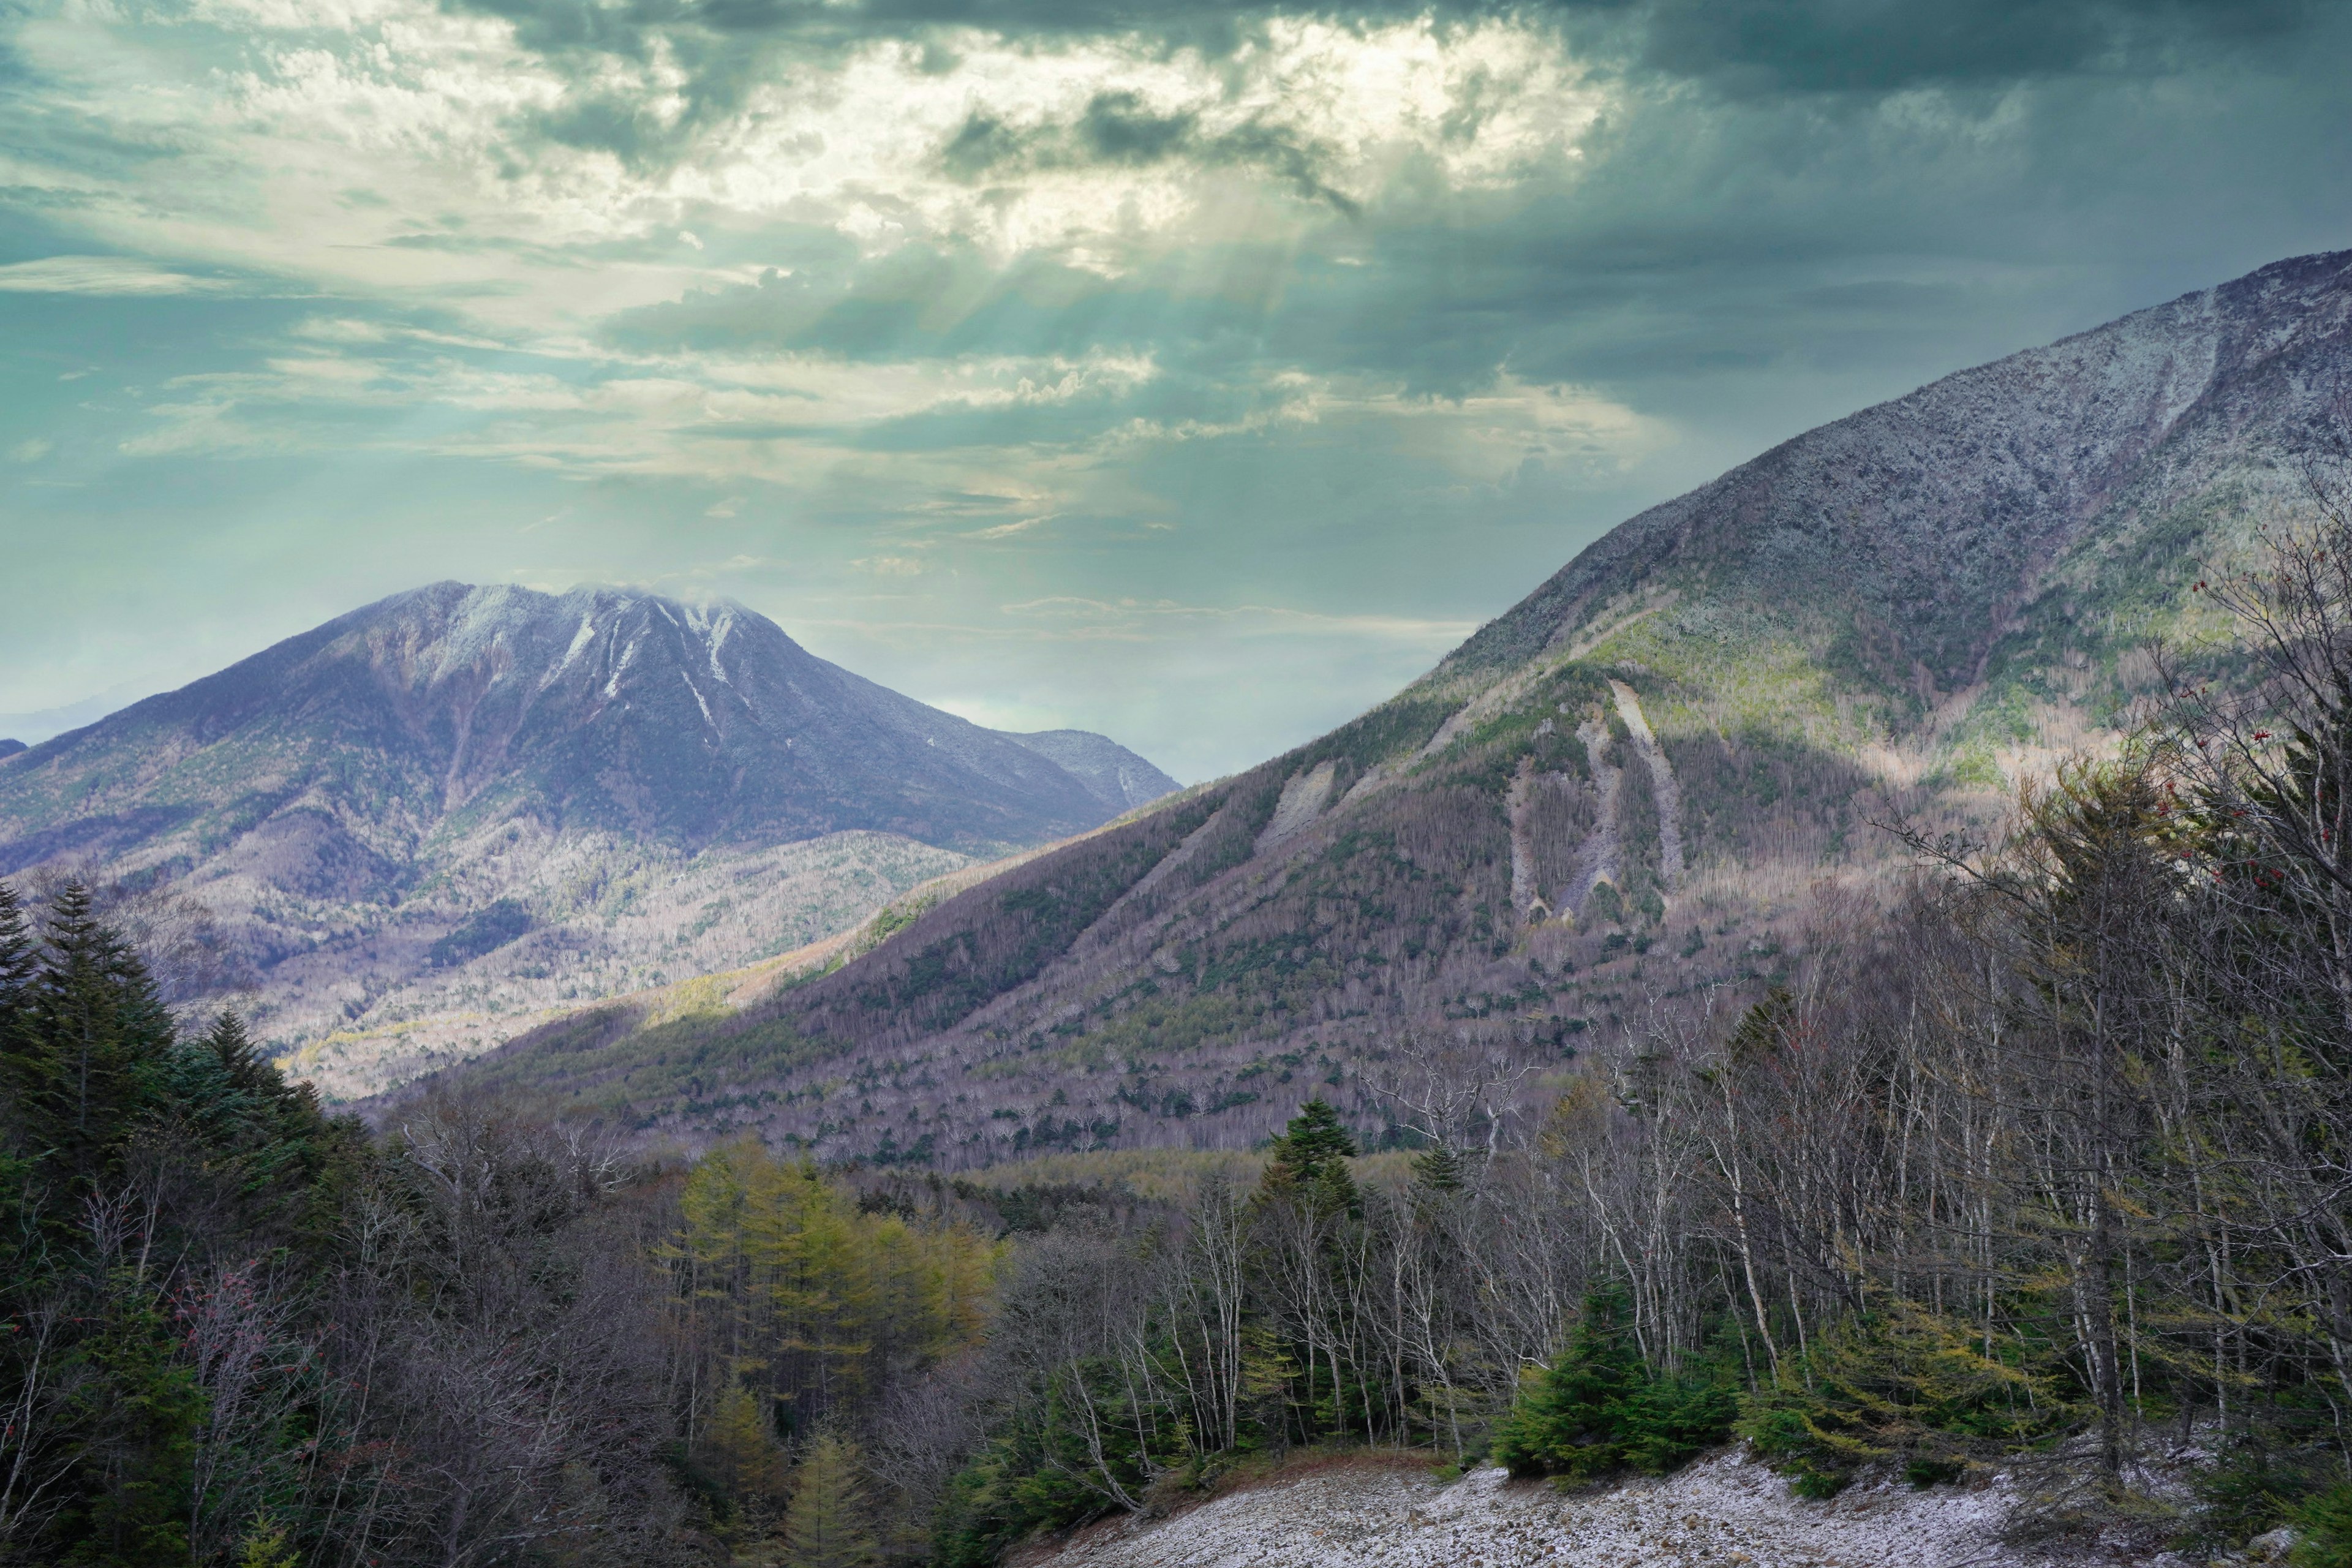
<box><xmin>938</xmin><ymin>92</ymin><xmax>1360</xmax><ymax>213</ymax></box>
<box><xmin>1630</xmin><ymin>0</ymin><xmax>2319</xmax><ymax>92</ymax></box>
<box><xmin>450</xmin><ymin>0</ymin><xmax>2328</xmax><ymax>171</ymax></box>
<box><xmin>453</xmin><ymin>0</ymin><xmax>2315</xmax><ymax>68</ymax></box>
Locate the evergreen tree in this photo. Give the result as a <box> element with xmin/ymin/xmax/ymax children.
<box><xmin>1491</xmin><ymin>1286</ymin><xmax>1736</xmax><ymax>1481</ymax></box>
<box><xmin>1409</xmin><ymin>1140</ymin><xmax>1465</xmax><ymax>1194</ymax></box>
<box><xmin>1262</xmin><ymin>1099</ymin><xmax>1357</xmax><ymax>1212</ymax></box>
<box><xmin>0</xmin><ymin>879</ymin><xmax>38</xmax><ymax>1257</ymax></box>
<box><xmin>0</xmin><ymin>879</ymin><xmax>37</xmax><ymax>1014</ymax></box>
<box><xmin>235</xmin><ymin>1514</ymin><xmax>300</xmax><ymax>1568</ymax></box>
<box><xmin>18</xmin><ymin>881</ymin><xmax>175</xmax><ymax>1193</ymax></box>
<box><xmin>703</xmin><ymin>1381</ymin><xmax>791</xmax><ymax>1508</ymax></box>
<box><xmin>159</xmin><ymin>1009</ymin><xmax>352</xmax><ymax>1248</ymax></box>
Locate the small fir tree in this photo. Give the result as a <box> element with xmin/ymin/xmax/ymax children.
<box><xmin>1410</xmin><ymin>1141</ymin><xmax>1466</xmax><ymax>1194</ymax></box>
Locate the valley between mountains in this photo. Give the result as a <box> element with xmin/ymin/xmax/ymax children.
<box><xmin>413</xmin><ymin>247</ymin><xmax>2352</xmax><ymax>1166</ymax></box>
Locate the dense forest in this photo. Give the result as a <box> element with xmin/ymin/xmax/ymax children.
<box><xmin>10</xmin><ymin>511</ymin><xmax>2352</xmax><ymax>1567</ymax></box>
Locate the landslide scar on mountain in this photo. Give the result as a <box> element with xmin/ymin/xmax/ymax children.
<box><xmin>1608</xmin><ymin>681</ymin><xmax>1682</xmax><ymax>889</ymax></box>
<box><xmin>1256</xmin><ymin>760</ymin><xmax>1338</xmax><ymax>853</ymax></box>
<box><xmin>1567</xmin><ymin>712</ymin><xmax>1624</xmax><ymax>921</ymax></box>
<box><xmin>1507</xmin><ymin>756</ymin><xmax>1540</xmax><ymax>922</ymax></box>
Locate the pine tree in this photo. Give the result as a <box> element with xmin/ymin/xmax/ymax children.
<box><xmin>780</xmin><ymin>1431</ymin><xmax>879</xmax><ymax>1568</ymax></box>
<box><xmin>1409</xmin><ymin>1140</ymin><xmax>1465</xmax><ymax>1194</ymax></box>
<box><xmin>0</xmin><ymin>879</ymin><xmax>37</xmax><ymax>1013</ymax></box>
<box><xmin>22</xmin><ymin>881</ymin><xmax>174</xmax><ymax>1186</ymax></box>
<box><xmin>0</xmin><ymin>879</ymin><xmax>38</xmax><ymax>1159</ymax></box>
<box><xmin>1263</xmin><ymin>1098</ymin><xmax>1358</xmax><ymax>1212</ymax></box>
<box><xmin>235</xmin><ymin>1514</ymin><xmax>300</xmax><ymax>1568</ymax></box>
<box><xmin>1491</xmin><ymin>1286</ymin><xmax>1646</xmax><ymax>1478</ymax></box>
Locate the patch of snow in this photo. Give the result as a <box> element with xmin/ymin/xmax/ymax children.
<box><xmin>680</xmin><ymin>670</ymin><xmax>716</xmax><ymax>730</ymax></box>
<box><xmin>541</xmin><ymin>615</ymin><xmax>600</xmax><ymax>692</ymax></box>
<box><xmin>603</xmin><ymin>637</ymin><xmax>638</xmax><ymax>699</ymax></box>
<box><xmin>708</xmin><ymin>611</ymin><xmax>735</xmax><ymax>685</ymax></box>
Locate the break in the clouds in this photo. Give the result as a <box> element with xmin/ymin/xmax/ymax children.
<box><xmin>1</xmin><ymin>0</ymin><xmax>2347</xmax><ymax>780</ymax></box>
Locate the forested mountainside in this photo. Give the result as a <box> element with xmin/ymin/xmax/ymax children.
<box><xmin>0</xmin><ymin>583</ymin><xmax>1175</xmax><ymax>1096</ymax></box>
<box><xmin>427</xmin><ymin>249</ymin><xmax>2352</xmax><ymax>1163</ymax></box>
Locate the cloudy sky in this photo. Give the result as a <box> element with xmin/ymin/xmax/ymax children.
<box><xmin>2</xmin><ymin>0</ymin><xmax>2347</xmax><ymax>778</ymax></box>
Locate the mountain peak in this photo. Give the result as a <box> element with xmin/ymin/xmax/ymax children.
<box><xmin>37</xmin><ymin>580</ymin><xmax>1168</xmax><ymax>854</ymax></box>
<box><xmin>1442</xmin><ymin>246</ymin><xmax>2352</xmax><ymax>707</ymax></box>
<box><xmin>0</xmin><ymin>582</ymin><xmax>1179</xmax><ymax>1095</ymax></box>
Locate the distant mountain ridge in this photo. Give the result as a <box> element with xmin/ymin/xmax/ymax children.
<box><xmin>420</xmin><ymin>248</ymin><xmax>2352</xmax><ymax>1163</ymax></box>
<box><xmin>0</xmin><ymin>582</ymin><xmax>1177</xmax><ymax>1094</ymax></box>
<box><xmin>6</xmin><ymin>582</ymin><xmax>1171</xmax><ymax>858</ymax></box>
<box><xmin>995</xmin><ymin>729</ymin><xmax>1182</xmax><ymax>816</ymax></box>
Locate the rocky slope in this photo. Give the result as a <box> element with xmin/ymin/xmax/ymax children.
<box><xmin>1009</xmin><ymin>1451</ymin><xmax>2200</xmax><ymax>1568</ymax></box>
<box><xmin>0</xmin><ymin>583</ymin><xmax>1176</xmax><ymax>1095</ymax></box>
<box><xmin>400</xmin><ymin>249</ymin><xmax>2352</xmax><ymax>1153</ymax></box>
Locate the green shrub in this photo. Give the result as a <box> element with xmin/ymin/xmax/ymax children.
<box><xmin>2294</xmin><ymin>1485</ymin><xmax>2352</xmax><ymax>1568</ymax></box>
<box><xmin>1491</xmin><ymin>1288</ymin><xmax>1736</xmax><ymax>1481</ymax></box>
<box><xmin>1737</xmin><ymin>1299</ymin><xmax>2077</xmax><ymax>1497</ymax></box>
<box><xmin>2190</xmin><ymin>1443</ymin><xmax>2336</xmax><ymax>1550</ymax></box>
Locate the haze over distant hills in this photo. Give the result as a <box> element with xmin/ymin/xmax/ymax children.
<box><xmin>424</xmin><ymin>248</ymin><xmax>2352</xmax><ymax>1163</ymax></box>
<box><xmin>0</xmin><ymin>582</ymin><xmax>1177</xmax><ymax>1093</ymax></box>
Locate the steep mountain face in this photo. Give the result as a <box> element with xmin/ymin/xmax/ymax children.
<box><xmin>1446</xmin><ymin>253</ymin><xmax>2352</xmax><ymax>754</ymax></box>
<box><xmin>0</xmin><ymin>583</ymin><xmax>1176</xmax><ymax>1095</ymax></box>
<box><xmin>400</xmin><ymin>249</ymin><xmax>2352</xmax><ymax>1158</ymax></box>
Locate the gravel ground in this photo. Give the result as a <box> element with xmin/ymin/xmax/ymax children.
<box><xmin>1014</xmin><ymin>1450</ymin><xmax>2200</xmax><ymax>1568</ymax></box>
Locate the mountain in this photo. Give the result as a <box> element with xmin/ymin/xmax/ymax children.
<box><xmin>388</xmin><ymin>249</ymin><xmax>2352</xmax><ymax>1158</ymax></box>
<box><xmin>0</xmin><ymin>582</ymin><xmax>1177</xmax><ymax>1094</ymax></box>
<box><xmin>997</xmin><ymin>729</ymin><xmax>1183</xmax><ymax>816</ymax></box>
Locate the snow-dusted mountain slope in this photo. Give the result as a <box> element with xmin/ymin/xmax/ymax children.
<box><xmin>1447</xmin><ymin>250</ymin><xmax>2352</xmax><ymax>713</ymax></box>
<box><xmin>2</xmin><ymin>582</ymin><xmax>1163</xmax><ymax>857</ymax></box>
<box><xmin>0</xmin><ymin>582</ymin><xmax>1176</xmax><ymax>1093</ymax></box>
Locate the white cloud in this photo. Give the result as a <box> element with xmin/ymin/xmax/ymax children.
<box><xmin>0</xmin><ymin>256</ymin><xmax>233</xmax><ymax>295</ymax></box>
<box><xmin>2</xmin><ymin>0</ymin><xmax>1608</xmax><ymax>336</ymax></box>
